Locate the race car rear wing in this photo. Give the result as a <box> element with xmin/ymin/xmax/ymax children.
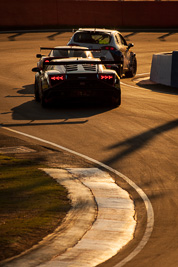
<box><xmin>36</xmin><ymin>47</ymin><xmax>101</xmax><ymax>59</ymax></box>
<box><xmin>32</xmin><ymin>59</ymin><xmax>122</xmax><ymax>73</ymax></box>
<box><xmin>40</xmin><ymin>47</ymin><xmax>101</xmax><ymax>52</ymax></box>
<box><xmin>43</xmin><ymin>59</ymin><xmax>122</xmax><ymax>66</ymax></box>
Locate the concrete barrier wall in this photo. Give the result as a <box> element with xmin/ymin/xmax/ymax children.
<box><xmin>150</xmin><ymin>51</ymin><xmax>178</xmax><ymax>88</ymax></box>
<box><xmin>150</xmin><ymin>53</ymin><xmax>172</xmax><ymax>86</ymax></box>
<box><xmin>1</xmin><ymin>1</ymin><xmax>178</xmax><ymax>30</ymax></box>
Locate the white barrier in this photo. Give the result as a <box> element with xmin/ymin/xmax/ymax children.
<box><xmin>150</xmin><ymin>53</ymin><xmax>172</xmax><ymax>86</ymax></box>
<box><xmin>150</xmin><ymin>51</ymin><xmax>178</xmax><ymax>88</ymax></box>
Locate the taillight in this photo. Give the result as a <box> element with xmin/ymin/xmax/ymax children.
<box><xmin>99</xmin><ymin>74</ymin><xmax>114</xmax><ymax>80</ymax></box>
<box><xmin>99</xmin><ymin>74</ymin><xmax>114</xmax><ymax>85</ymax></box>
<box><xmin>101</xmin><ymin>46</ymin><xmax>116</xmax><ymax>51</ymax></box>
<box><xmin>51</xmin><ymin>75</ymin><xmax>65</xmax><ymax>81</ymax></box>
<box><xmin>49</xmin><ymin>74</ymin><xmax>65</xmax><ymax>86</ymax></box>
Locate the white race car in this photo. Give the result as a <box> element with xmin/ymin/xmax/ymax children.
<box><xmin>35</xmin><ymin>46</ymin><xmax>94</xmax><ymax>70</ymax></box>
<box><xmin>68</xmin><ymin>28</ymin><xmax>137</xmax><ymax>78</ymax></box>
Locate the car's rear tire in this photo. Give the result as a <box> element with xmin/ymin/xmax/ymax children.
<box><xmin>125</xmin><ymin>56</ymin><xmax>137</xmax><ymax>78</ymax></box>
<box><xmin>110</xmin><ymin>93</ymin><xmax>121</xmax><ymax>107</ymax></box>
<box><xmin>40</xmin><ymin>91</ymin><xmax>49</xmax><ymax>108</ymax></box>
<box><xmin>41</xmin><ymin>96</ymin><xmax>48</xmax><ymax>108</ymax></box>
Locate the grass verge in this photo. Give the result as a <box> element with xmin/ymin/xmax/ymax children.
<box><xmin>0</xmin><ymin>154</ymin><xmax>71</xmax><ymax>261</ymax></box>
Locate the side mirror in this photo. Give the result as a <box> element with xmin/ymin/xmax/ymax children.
<box><xmin>36</xmin><ymin>54</ymin><xmax>42</xmax><ymax>58</ymax></box>
<box><xmin>32</xmin><ymin>67</ymin><xmax>40</xmax><ymax>72</ymax></box>
<box><xmin>128</xmin><ymin>43</ymin><xmax>134</xmax><ymax>50</ymax></box>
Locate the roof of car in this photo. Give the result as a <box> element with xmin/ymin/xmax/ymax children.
<box><xmin>77</xmin><ymin>28</ymin><xmax>120</xmax><ymax>35</ymax></box>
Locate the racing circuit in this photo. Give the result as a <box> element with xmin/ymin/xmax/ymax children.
<box><xmin>0</xmin><ymin>30</ymin><xmax>178</xmax><ymax>267</ymax></box>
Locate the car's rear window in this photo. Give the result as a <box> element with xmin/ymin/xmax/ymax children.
<box><xmin>74</xmin><ymin>32</ymin><xmax>111</xmax><ymax>45</ymax></box>
<box><xmin>49</xmin><ymin>49</ymin><xmax>89</xmax><ymax>58</ymax></box>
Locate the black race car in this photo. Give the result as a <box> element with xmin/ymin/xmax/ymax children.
<box><xmin>32</xmin><ymin>48</ymin><xmax>121</xmax><ymax>108</ymax></box>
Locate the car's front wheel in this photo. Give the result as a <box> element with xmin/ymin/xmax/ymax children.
<box><xmin>34</xmin><ymin>79</ymin><xmax>40</xmax><ymax>102</ymax></box>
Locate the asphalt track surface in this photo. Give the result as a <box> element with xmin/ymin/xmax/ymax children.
<box><xmin>0</xmin><ymin>31</ymin><xmax>178</xmax><ymax>267</ymax></box>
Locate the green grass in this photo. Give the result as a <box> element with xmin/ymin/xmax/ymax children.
<box><xmin>0</xmin><ymin>155</ymin><xmax>71</xmax><ymax>261</ymax></box>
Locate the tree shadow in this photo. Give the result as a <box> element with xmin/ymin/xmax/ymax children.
<box><xmin>123</xmin><ymin>30</ymin><xmax>177</xmax><ymax>43</ymax></box>
<box><xmin>47</xmin><ymin>31</ymin><xmax>68</xmax><ymax>40</ymax></box>
<box><xmin>6</xmin><ymin>29</ymin><xmax>71</xmax><ymax>42</ymax></box>
<box><xmin>123</xmin><ymin>32</ymin><xmax>138</xmax><ymax>41</ymax></box>
<box><xmin>104</xmin><ymin>119</ymin><xmax>178</xmax><ymax>166</ymax></box>
<box><xmin>8</xmin><ymin>32</ymin><xmax>25</xmax><ymax>41</ymax></box>
<box><xmin>158</xmin><ymin>32</ymin><xmax>176</xmax><ymax>41</ymax></box>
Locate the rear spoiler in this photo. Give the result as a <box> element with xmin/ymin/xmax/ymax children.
<box><xmin>32</xmin><ymin>59</ymin><xmax>121</xmax><ymax>72</ymax></box>
<box><xmin>40</xmin><ymin>47</ymin><xmax>101</xmax><ymax>52</ymax></box>
<box><xmin>43</xmin><ymin>60</ymin><xmax>122</xmax><ymax>66</ymax></box>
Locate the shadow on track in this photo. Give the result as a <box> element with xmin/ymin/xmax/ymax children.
<box><xmin>158</xmin><ymin>32</ymin><xmax>176</xmax><ymax>41</ymax></box>
<box><xmin>136</xmin><ymin>80</ymin><xmax>178</xmax><ymax>95</ymax></box>
<box><xmin>8</xmin><ymin>32</ymin><xmax>25</xmax><ymax>41</ymax></box>
<box><xmin>7</xmin><ymin>30</ymin><xmax>71</xmax><ymax>41</ymax></box>
<box><xmin>2</xmin><ymin>83</ymin><xmax>114</xmax><ymax>127</ymax></box>
<box><xmin>104</xmin><ymin>119</ymin><xmax>178</xmax><ymax>166</ymax></box>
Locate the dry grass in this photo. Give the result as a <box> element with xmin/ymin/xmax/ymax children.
<box><xmin>0</xmin><ymin>155</ymin><xmax>71</xmax><ymax>261</ymax></box>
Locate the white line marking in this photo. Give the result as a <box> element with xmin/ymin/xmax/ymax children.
<box><xmin>120</xmin><ymin>81</ymin><xmax>139</xmax><ymax>89</ymax></box>
<box><xmin>1</xmin><ymin>126</ymin><xmax>154</xmax><ymax>266</ymax></box>
<box><xmin>136</xmin><ymin>73</ymin><xmax>150</xmax><ymax>77</ymax></box>
<box><xmin>121</xmin><ymin>73</ymin><xmax>150</xmax><ymax>90</ymax></box>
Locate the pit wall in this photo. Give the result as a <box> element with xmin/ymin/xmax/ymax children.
<box><xmin>1</xmin><ymin>0</ymin><xmax>178</xmax><ymax>30</ymax></box>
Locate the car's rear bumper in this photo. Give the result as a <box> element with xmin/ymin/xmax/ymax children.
<box><xmin>43</xmin><ymin>80</ymin><xmax>121</xmax><ymax>104</ymax></box>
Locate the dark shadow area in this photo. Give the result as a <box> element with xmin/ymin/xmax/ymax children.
<box><xmin>123</xmin><ymin>32</ymin><xmax>138</xmax><ymax>41</ymax></box>
<box><xmin>1</xmin><ymin>84</ymin><xmax>113</xmax><ymax>127</ymax></box>
<box><xmin>158</xmin><ymin>32</ymin><xmax>176</xmax><ymax>41</ymax></box>
<box><xmin>47</xmin><ymin>31</ymin><xmax>65</xmax><ymax>40</ymax></box>
<box><xmin>16</xmin><ymin>84</ymin><xmax>34</xmax><ymax>95</ymax></box>
<box><xmin>136</xmin><ymin>81</ymin><xmax>178</xmax><ymax>95</ymax></box>
<box><xmin>104</xmin><ymin>119</ymin><xmax>178</xmax><ymax>166</ymax></box>
<box><xmin>8</xmin><ymin>32</ymin><xmax>25</xmax><ymax>41</ymax></box>
<box><xmin>2</xmin><ymin>100</ymin><xmax>112</xmax><ymax>127</ymax></box>
<box><xmin>123</xmin><ymin>30</ymin><xmax>177</xmax><ymax>42</ymax></box>
<box><xmin>5</xmin><ymin>84</ymin><xmax>34</xmax><ymax>98</ymax></box>
<box><xmin>5</xmin><ymin>29</ymin><xmax>72</xmax><ymax>41</ymax></box>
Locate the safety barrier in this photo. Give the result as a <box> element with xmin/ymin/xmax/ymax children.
<box><xmin>1</xmin><ymin>1</ymin><xmax>178</xmax><ymax>30</ymax></box>
<box><xmin>150</xmin><ymin>51</ymin><xmax>178</xmax><ymax>88</ymax></box>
